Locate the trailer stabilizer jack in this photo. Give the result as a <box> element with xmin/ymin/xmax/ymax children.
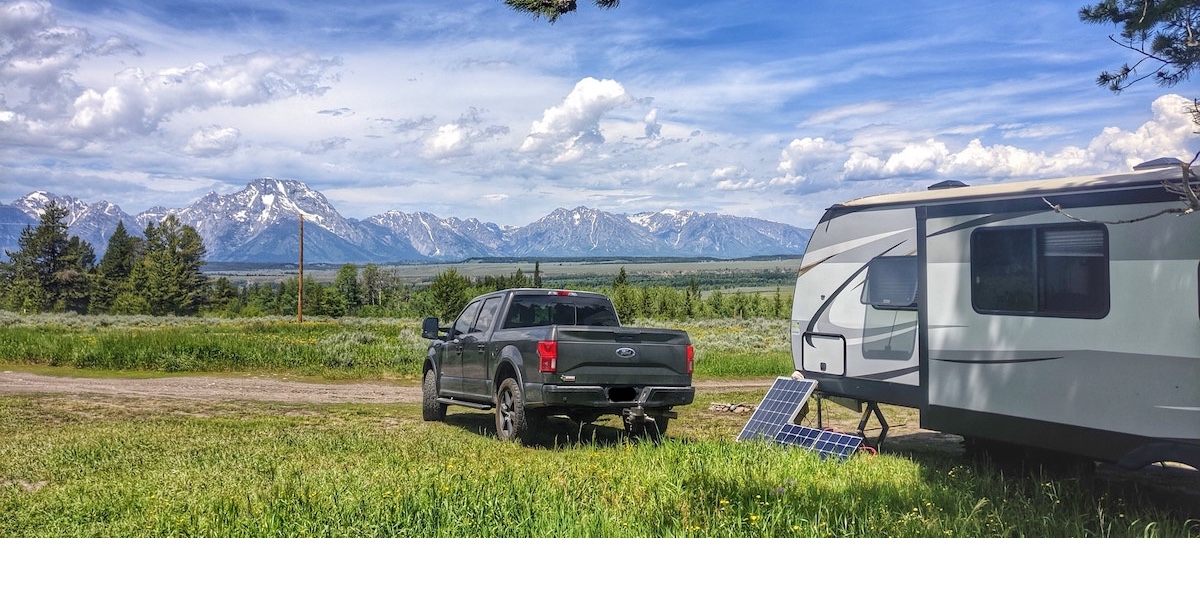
<box><xmin>856</xmin><ymin>401</ymin><xmax>889</xmax><ymax>450</ymax></box>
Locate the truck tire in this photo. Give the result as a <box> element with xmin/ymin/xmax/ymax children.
<box><xmin>422</xmin><ymin>368</ymin><xmax>446</xmax><ymax>422</ymax></box>
<box><xmin>495</xmin><ymin>377</ymin><xmax>535</xmax><ymax>442</ymax></box>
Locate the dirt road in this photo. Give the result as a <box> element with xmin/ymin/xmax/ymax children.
<box><xmin>0</xmin><ymin>370</ymin><xmax>776</xmax><ymax>405</ymax></box>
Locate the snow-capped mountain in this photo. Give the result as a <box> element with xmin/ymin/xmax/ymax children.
<box><xmin>508</xmin><ymin>206</ymin><xmax>667</xmax><ymax>257</ymax></box>
<box><xmin>12</xmin><ymin>191</ymin><xmax>140</xmax><ymax>256</ymax></box>
<box><xmin>361</xmin><ymin>211</ymin><xmax>495</xmax><ymax>260</ymax></box>
<box><xmin>4</xmin><ymin>179</ymin><xmax>813</xmax><ymax>263</ymax></box>
<box><xmin>630</xmin><ymin>209</ymin><xmax>811</xmax><ymax>257</ymax></box>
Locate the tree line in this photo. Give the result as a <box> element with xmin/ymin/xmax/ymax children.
<box><xmin>0</xmin><ymin>202</ymin><xmax>793</xmax><ymax>322</ymax></box>
<box><xmin>0</xmin><ymin>203</ymin><xmax>207</xmax><ymax>315</ymax></box>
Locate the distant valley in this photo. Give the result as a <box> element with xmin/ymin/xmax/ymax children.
<box><xmin>0</xmin><ymin>179</ymin><xmax>813</xmax><ymax>264</ymax></box>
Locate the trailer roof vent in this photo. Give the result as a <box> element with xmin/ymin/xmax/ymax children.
<box><xmin>1133</xmin><ymin>157</ymin><xmax>1184</xmax><ymax>170</ymax></box>
<box><xmin>927</xmin><ymin>180</ymin><xmax>968</xmax><ymax>190</ymax></box>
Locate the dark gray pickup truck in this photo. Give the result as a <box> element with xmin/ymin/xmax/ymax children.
<box><xmin>420</xmin><ymin>288</ymin><xmax>695</xmax><ymax>442</ymax></box>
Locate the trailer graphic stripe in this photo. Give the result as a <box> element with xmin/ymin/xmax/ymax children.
<box><xmin>932</xmin><ymin>356</ymin><xmax>1062</xmax><ymax>364</ymax></box>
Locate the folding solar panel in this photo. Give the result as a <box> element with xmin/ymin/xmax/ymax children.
<box><xmin>736</xmin><ymin>377</ymin><xmax>863</xmax><ymax>461</ymax></box>
<box><xmin>774</xmin><ymin>424</ymin><xmax>863</xmax><ymax>461</ymax></box>
<box><xmin>736</xmin><ymin>377</ymin><xmax>816</xmax><ymax>442</ymax></box>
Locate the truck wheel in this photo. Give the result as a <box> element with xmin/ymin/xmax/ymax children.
<box><xmin>495</xmin><ymin>377</ymin><xmax>536</xmax><ymax>442</ymax></box>
<box><xmin>422</xmin><ymin>368</ymin><xmax>446</xmax><ymax>422</ymax></box>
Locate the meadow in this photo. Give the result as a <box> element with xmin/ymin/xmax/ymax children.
<box><xmin>0</xmin><ymin>312</ymin><xmax>1197</xmax><ymax>537</ymax></box>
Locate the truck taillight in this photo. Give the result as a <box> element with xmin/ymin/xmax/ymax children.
<box><xmin>686</xmin><ymin>344</ymin><xmax>694</xmax><ymax>374</ymax></box>
<box><xmin>538</xmin><ymin>340</ymin><xmax>558</xmax><ymax>373</ymax></box>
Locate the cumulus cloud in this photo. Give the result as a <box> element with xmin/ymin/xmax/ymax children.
<box><xmin>0</xmin><ymin>0</ymin><xmax>95</xmax><ymax>88</ymax></box>
<box><xmin>520</xmin><ymin>77</ymin><xmax>631</xmax><ymax>163</ymax></box>
<box><xmin>0</xmin><ymin>2</ymin><xmax>339</xmax><ymax>146</ymax></box>
<box><xmin>184</xmin><ymin>125</ymin><xmax>240</xmax><ymax>156</ymax></box>
<box><xmin>834</xmin><ymin>94</ymin><xmax>1198</xmax><ymax>183</ymax></box>
<box><xmin>421</xmin><ymin>107</ymin><xmax>509</xmax><ymax>159</ymax></box>
<box><xmin>69</xmin><ymin>51</ymin><xmax>337</xmax><ymax>138</ymax></box>
<box><xmin>710</xmin><ymin>165</ymin><xmax>764</xmax><ymax>191</ymax></box>
<box><xmin>1086</xmin><ymin>93</ymin><xmax>1198</xmax><ymax>169</ymax></box>
<box><xmin>771</xmin><ymin>137</ymin><xmax>845</xmax><ymax>186</ymax></box>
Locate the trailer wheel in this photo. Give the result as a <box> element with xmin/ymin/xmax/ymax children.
<box><xmin>495</xmin><ymin>378</ymin><xmax>536</xmax><ymax>442</ymax></box>
<box><xmin>422</xmin><ymin>368</ymin><xmax>446</xmax><ymax>422</ymax></box>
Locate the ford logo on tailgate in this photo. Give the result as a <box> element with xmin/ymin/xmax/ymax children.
<box><xmin>615</xmin><ymin>347</ymin><xmax>637</xmax><ymax>359</ymax></box>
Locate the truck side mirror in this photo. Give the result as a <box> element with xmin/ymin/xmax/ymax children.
<box><xmin>421</xmin><ymin>317</ymin><xmax>443</xmax><ymax>340</ymax></box>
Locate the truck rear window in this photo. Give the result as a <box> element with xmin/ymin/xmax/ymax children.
<box><xmin>503</xmin><ymin>296</ymin><xmax>620</xmax><ymax>328</ymax></box>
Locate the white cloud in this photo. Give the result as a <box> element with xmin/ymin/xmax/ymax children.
<box><xmin>833</xmin><ymin>94</ymin><xmax>1199</xmax><ymax>184</ymax></box>
<box><xmin>710</xmin><ymin>165</ymin><xmax>764</xmax><ymax>190</ymax></box>
<box><xmin>519</xmin><ymin>77</ymin><xmax>631</xmax><ymax>163</ymax></box>
<box><xmin>710</xmin><ymin>166</ymin><xmax>742</xmax><ymax>180</ymax></box>
<box><xmin>0</xmin><ymin>1</ymin><xmax>90</xmax><ymax>88</ymax></box>
<box><xmin>423</xmin><ymin>123</ymin><xmax>470</xmax><ymax>158</ymax></box>
<box><xmin>69</xmin><ymin>51</ymin><xmax>337</xmax><ymax>138</ymax></box>
<box><xmin>771</xmin><ymin>136</ymin><xmax>845</xmax><ymax>186</ymax></box>
<box><xmin>642</xmin><ymin>107</ymin><xmax>661</xmax><ymax>139</ymax></box>
<box><xmin>421</xmin><ymin>108</ymin><xmax>509</xmax><ymax>159</ymax></box>
<box><xmin>1086</xmin><ymin>94</ymin><xmax>1198</xmax><ymax>169</ymax></box>
<box><xmin>184</xmin><ymin>125</ymin><xmax>240</xmax><ymax>156</ymax></box>
<box><xmin>842</xmin><ymin>139</ymin><xmax>950</xmax><ymax>180</ymax></box>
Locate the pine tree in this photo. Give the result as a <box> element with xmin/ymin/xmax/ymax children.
<box><xmin>504</xmin><ymin>0</ymin><xmax>619</xmax><ymax>23</ymax></box>
<box><xmin>1080</xmin><ymin>1</ymin><xmax>1200</xmax><ymax>92</ymax></box>
<box><xmin>612</xmin><ymin>266</ymin><xmax>629</xmax><ymax>288</ymax></box>
<box><xmin>0</xmin><ymin>201</ymin><xmax>94</xmax><ymax>313</ymax></box>
<box><xmin>91</xmin><ymin>220</ymin><xmax>142</xmax><ymax>313</ymax></box>
<box><xmin>127</xmin><ymin>215</ymin><xmax>208</xmax><ymax>315</ymax></box>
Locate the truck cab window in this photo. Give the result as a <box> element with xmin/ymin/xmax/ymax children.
<box><xmin>452</xmin><ymin>300</ymin><xmax>483</xmax><ymax>336</ymax></box>
<box><xmin>472</xmin><ymin>297</ymin><xmax>503</xmax><ymax>334</ymax></box>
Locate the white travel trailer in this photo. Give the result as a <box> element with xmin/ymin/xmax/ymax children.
<box><xmin>791</xmin><ymin>159</ymin><xmax>1200</xmax><ymax>469</ymax></box>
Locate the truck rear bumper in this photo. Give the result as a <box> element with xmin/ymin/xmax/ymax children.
<box><xmin>536</xmin><ymin>384</ymin><xmax>694</xmax><ymax>409</ymax></box>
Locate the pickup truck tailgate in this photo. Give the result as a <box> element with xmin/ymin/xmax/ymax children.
<box><xmin>549</xmin><ymin>326</ymin><xmax>692</xmax><ymax>386</ymax></box>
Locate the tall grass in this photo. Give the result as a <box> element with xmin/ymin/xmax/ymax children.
<box><xmin>0</xmin><ymin>312</ymin><xmax>792</xmax><ymax>379</ymax></box>
<box><xmin>1</xmin><ymin>394</ymin><xmax>1194</xmax><ymax>537</ymax></box>
<box><xmin>0</xmin><ymin>313</ymin><xmax>428</xmax><ymax>380</ymax></box>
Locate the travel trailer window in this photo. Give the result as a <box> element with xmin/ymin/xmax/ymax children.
<box><xmin>861</xmin><ymin>256</ymin><xmax>918</xmax><ymax>309</ymax></box>
<box><xmin>971</xmin><ymin>224</ymin><xmax>1109</xmax><ymax>318</ymax></box>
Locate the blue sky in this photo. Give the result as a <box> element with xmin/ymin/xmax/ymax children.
<box><xmin>2</xmin><ymin>0</ymin><xmax>1197</xmax><ymax>228</ymax></box>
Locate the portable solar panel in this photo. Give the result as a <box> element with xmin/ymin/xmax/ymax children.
<box><xmin>774</xmin><ymin>424</ymin><xmax>863</xmax><ymax>461</ymax></box>
<box><xmin>735</xmin><ymin>377</ymin><xmax>816</xmax><ymax>442</ymax></box>
<box><xmin>736</xmin><ymin>377</ymin><xmax>863</xmax><ymax>461</ymax></box>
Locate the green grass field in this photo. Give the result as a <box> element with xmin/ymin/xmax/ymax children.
<box><xmin>2</xmin><ymin>390</ymin><xmax>1195</xmax><ymax>537</ymax></box>
<box><xmin>0</xmin><ymin>313</ymin><xmax>1197</xmax><ymax>538</ymax></box>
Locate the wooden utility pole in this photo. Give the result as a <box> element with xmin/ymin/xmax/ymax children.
<box><xmin>298</xmin><ymin>215</ymin><xmax>304</xmax><ymax>323</ymax></box>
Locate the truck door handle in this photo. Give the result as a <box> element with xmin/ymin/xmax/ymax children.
<box><xmin>476</xmin><ymin>344</ymin><xmax>486</xmax><ymax>352</ymax></box>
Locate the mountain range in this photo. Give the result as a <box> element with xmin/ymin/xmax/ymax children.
<box><xmin>1</xmin><ymin>179</ymin><xmax>813</xmax><ymax>264</ymax></box>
